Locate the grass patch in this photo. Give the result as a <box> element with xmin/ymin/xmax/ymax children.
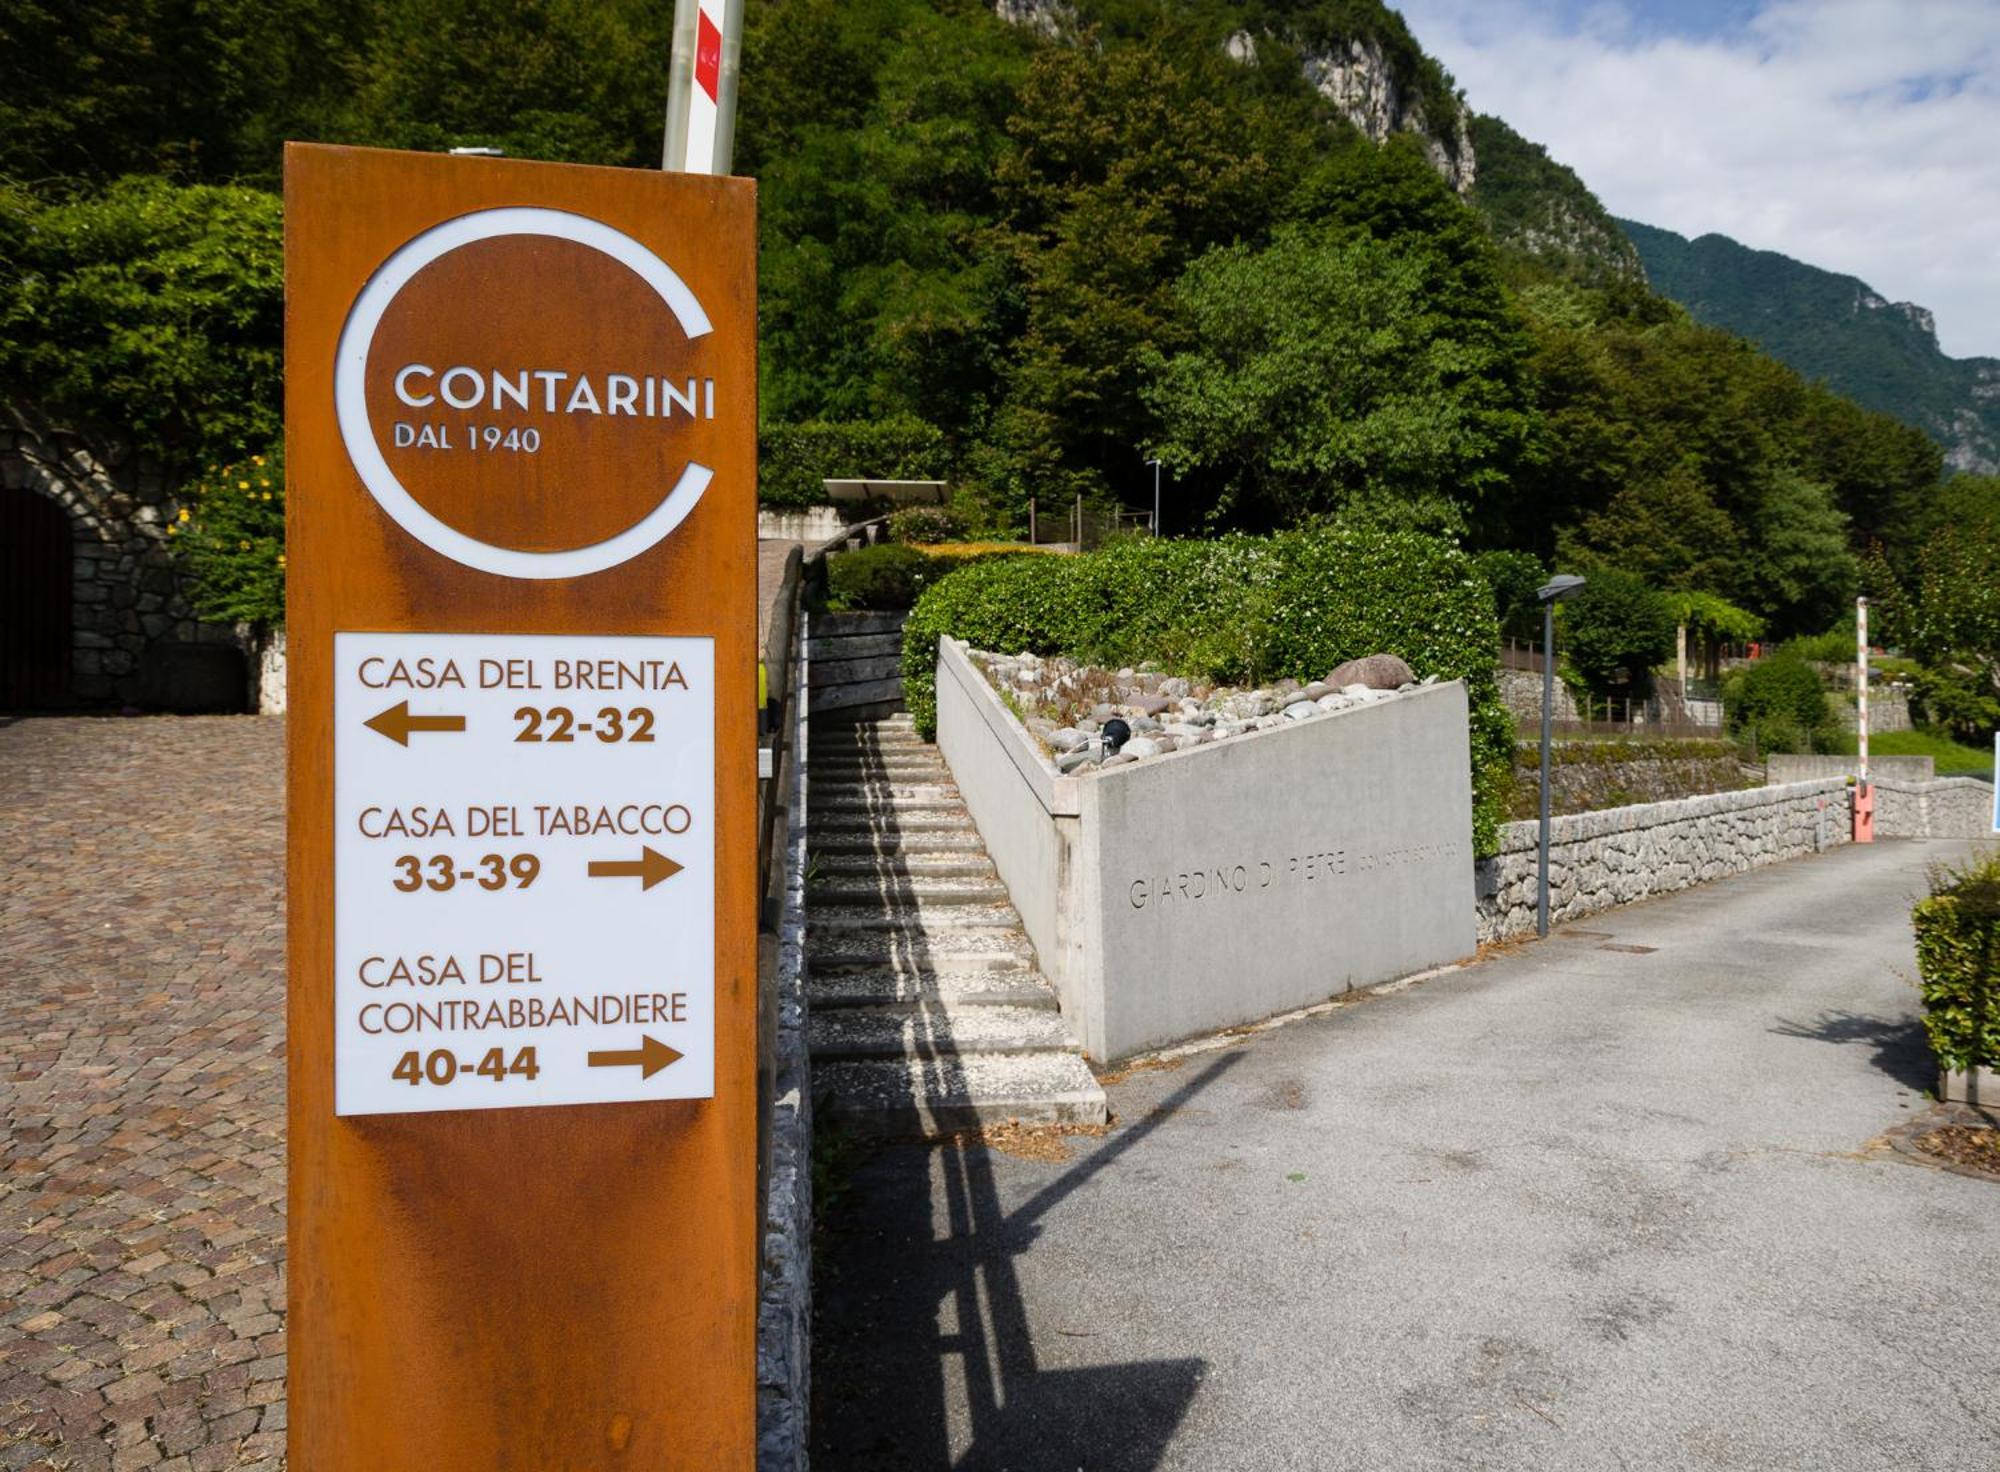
<box><xmin>1832</xmin><ymin>727</ymin><xmax>1994</xmax><ymax>777</ymax></box>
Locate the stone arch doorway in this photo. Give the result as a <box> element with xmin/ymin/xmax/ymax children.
<box><xmin>1</xmin><ymin>484</ymin><xmax>74</xmax><ymax>709</ymax></box>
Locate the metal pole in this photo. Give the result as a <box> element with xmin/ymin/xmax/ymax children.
<box><xmin>1152</xmin><ymin>459</ymin><xmax>1161</xmax><ymax>536</ymax></box>
<box><xmin>1539</xmin><ymin>599</ymin><xmax>1555</xmax><ymax>938</ymax></box>
<box><xmin>1857</xmin><ymin>596</ymin><xmax>1869</xmax><ymax>788</ymax></box>
<box><xmin>662</xmin><ymin>0</ymin><xmax>745</xmax><ymax>175</ymax></box>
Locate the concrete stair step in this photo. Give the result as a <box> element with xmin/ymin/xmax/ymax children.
<box><xmin>811</xmin><ymin>784</ymin><xmax>963</xmax><ymax>810</ymax></box>
<box><xmin>808</xmin><ymin>874</ymin><xmax>1010</xmax><ymax>905</ymax></box>
<box><xmin>811</xmin><ymin>851</ymin><xmax>997</xmax><ymax>879</ymax></box>
<box><xmin>813</xmin><ymin>1054</ymin><xmax>1108</xmax><ymax>1136</ymax></box>
<box><xmin>806</xmin><ymin>901</ymin><xmax>1024</xmax><ymax>934</ymax></box>
<box><xmin>806</xmin><ymin>967</ymin><xmax>1059</xmax><ymax>1010</ymax></box>
<box><xmin>812</xmin><ymin>810</ymin><xmax>976</xmax><ymax>834</ymax></box>
<box><xmin>814</xmin><ymin>734</ymin><xmax>928</xmax><ymax>752</ymax></box>
<box><xmin>809</xmin><ymin>1004</ymin><xmax>1081</xmax><ymax>1060</ymax></box>
<box><xmin>811</xmin><ymin>757</ymin><xmax>949</xmax><ymax>775</ymax></box>
<box><xmin>806</xmin><ymin>927</ymin><xmax>1036</xmax><ymax>971</ymax></box>
<box><xmin>810</xmin><ymin>829</ymin><xmax>989</xmax><ymax>856</ymax></box>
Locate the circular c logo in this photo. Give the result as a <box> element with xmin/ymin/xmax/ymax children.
<box><xmin>334</xmin><ymin>207</ymin><xmax>718</xmax><ymax>580</ymax></box>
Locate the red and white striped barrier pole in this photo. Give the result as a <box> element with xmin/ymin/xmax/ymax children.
<box><xmin>663</xmin><ymin>0</ymin><xmax>743</xmax><ymax>176</ymax></box>
<box><xmin>1855</xmin><ymin>595</ymin><xmax>1874</xmax><ymax>842</ymax></box>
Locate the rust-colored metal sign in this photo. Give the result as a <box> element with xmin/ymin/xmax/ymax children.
<box><xmin>285</xmin><ymin>144</ymin><xmax>756</xmax><ymax>1469</ymax></box>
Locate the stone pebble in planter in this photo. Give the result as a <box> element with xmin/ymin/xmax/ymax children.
<box><xmin>971</xmin><ymin>649</ymin><xmax>1430</xmax><ymax>773</ymax></box>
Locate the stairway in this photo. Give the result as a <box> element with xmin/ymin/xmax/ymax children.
<box><xmin>806</xmin><ymin>715</ymin><xmax>1107</xmax><ymax>1135</ymax></box>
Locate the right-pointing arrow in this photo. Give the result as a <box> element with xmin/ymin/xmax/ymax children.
<box><xmin>587</xmin><ymin>1035</ymin><xmax>684</xmax><ymax>1078</ymax></box>
<box><xmin>586</xmin><ymin>846</ymin><xmax>684</xmax><ymax>890</ymax></box>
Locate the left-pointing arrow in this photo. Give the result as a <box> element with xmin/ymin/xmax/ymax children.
<box><xmin>587</xmin><ymin>846</ymin><xmax>684</xmax><ymax>890</ymax></box>
<box><xmin>587</xmin><ymin>1035</ymin><xmax>684</xmax><ymax>1078</ymax></box>
<box><xmin>365</xmin><ymin>700</ymin><xmax>467</xmax><ymax>746</ymax></box>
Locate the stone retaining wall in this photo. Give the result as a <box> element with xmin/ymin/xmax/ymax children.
<box><xmin>2</xmin><ymin>420</ymin><xmax>242</xmax><ymax>708</ymax></box>
<box><xmin>1871</xmin><ymin>777</ymin><xmax>1993</xmax><ymax>840</ymax></box>
<box><xmin>1479</xmin><ymin>776</ymin><xmax>1999</xmax><ymax>942</ymax></box>
<box><xmin>1477</xmin><ymin>780</ymin><xmax>1851</xmax><ymax>942</ymax></box>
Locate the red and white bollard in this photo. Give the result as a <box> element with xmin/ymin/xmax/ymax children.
<box><xmin>1855</xmin><ymin>596</ymin><xmax>1873</xmax><ymax>843</ymax></box>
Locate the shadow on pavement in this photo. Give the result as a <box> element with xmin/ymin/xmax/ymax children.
<box><xmin>1769</xmin><ymin>1008</ymin><xmax>1935</xmax><ymax>1092</ymax></box>
<box><xmin>813</xmin><ymin>1055</ymin><xmax>1241</xmax><ymax>1470</ymax></box>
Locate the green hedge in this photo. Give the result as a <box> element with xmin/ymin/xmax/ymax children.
<box><xmin>901</xmin><ymin>527</ymin><xmax>1514</xmax><ymax>855</ymax></box>
<box><xmin>758</xmin><ymin>416</ymin><xmax>950</xmax><ymax>509</ymax></box>
<box><xmin>824</xmin><ymin>545</ymin><xmax>948</xmax><ymax>612</ymax></box>
<box><xmin>1913</xmin><ymin>856</ymin><xmax>2000</xmax><ymax>1075</ymax></box>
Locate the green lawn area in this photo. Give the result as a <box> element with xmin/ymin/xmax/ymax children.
<box><xmin>1832</xmin><ymin>727</ymin><xmax>1996</xmax><ymax>777</ymax></box>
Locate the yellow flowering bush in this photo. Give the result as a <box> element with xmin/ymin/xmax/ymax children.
<box><xmin>171</xmin><ymin>447</ymin><xmax>285</xmax><ymax>626</ymax></box>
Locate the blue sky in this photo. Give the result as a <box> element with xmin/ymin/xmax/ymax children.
<box><xmin>1396</xmin><ymin>0</ymin><xmax>2000</xmax><ymax>358</ymax></box>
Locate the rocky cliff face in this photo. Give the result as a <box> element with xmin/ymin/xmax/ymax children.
<box><xmin>1288</xmin><ymin>33</ymin><xmax>1475</xmax><ymax>194</ymax></box>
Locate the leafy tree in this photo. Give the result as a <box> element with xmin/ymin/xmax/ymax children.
<box><xmin>1560</xmin><ymin>568</ymin><xmax>1675</xmax><ymax>697</ymax></box>
<box><xmin>987</xmin><ymin>26</ymin><xmax>1314</xmax><ymax>513</ymax></box>
<box><xmin>1472</xmin><ymin>548</ymin><xmax>1546</xmax><ymax>641</ymax></box>
<box><xmin>1143</xmin><ymin>223</ymin><xmax>1534</xmax><ymax>526</ymax></box>
<box><xmin>0</xmin><ymin>176</ymin><xmax>282</xmax><ymax>462</ymax></box>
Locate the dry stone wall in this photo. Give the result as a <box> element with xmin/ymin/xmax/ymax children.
<box><xmin>2</xmin><ymin>422</ymin><xmax>243</xmax><ymax>708</ymax></box>
<box><xmin>1478</xmin><ymin>780</ymin><xmax>1851</xmax><ymax>941</ymax></box>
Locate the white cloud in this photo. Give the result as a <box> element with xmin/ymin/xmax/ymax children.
<box><xmin>1396</xmin><ymin>0</ymin><xmax>2000</xmax><ymax>358</ymax></box>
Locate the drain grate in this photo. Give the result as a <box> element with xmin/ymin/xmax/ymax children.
<box><xmin>1598</xmin><ymin>943</ymin><xmax>1658</xmax><ymax>954</ymax></box>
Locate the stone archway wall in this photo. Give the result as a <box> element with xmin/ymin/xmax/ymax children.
<box><xmin>1</xmin><ymin>417</ymin><xmax>242</xmax><ymax>707</ymax></box>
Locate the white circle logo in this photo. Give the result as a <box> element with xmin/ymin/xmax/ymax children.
<box><xmin>334</xmin><ymin>207</ymin><xmax>715</xmax><ymax>580</ymax></box>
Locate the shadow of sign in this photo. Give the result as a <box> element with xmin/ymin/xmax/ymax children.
<box><xmin>814</xmin><ymin>1056</ymin><xmax>1239</xmax><ymax>1470</ymax></box>
<box><xmin>1769</xmin><ymin>1008</ymin><xmax>1935</xmax><ymax>1093</ymax></box>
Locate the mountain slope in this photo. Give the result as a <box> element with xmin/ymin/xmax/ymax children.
<box><xmin>1622</xmin><ymin>220</ymin><xmax>2000</xmax><ymax>474</ymax></box>
<box><xmin>1469</xmin><ymin>114</ymin><xmax>1643</xmax><ymax>285</ymax></box>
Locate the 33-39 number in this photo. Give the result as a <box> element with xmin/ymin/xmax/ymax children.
<box><xmin>391</xmin><ymin>853</ymin><xmax>540</xmax><ymax>892</ymax></box>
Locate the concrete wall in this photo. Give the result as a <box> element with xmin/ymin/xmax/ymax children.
<box><xmin>1078</xmin><ymin>681</ymin><xmax>1478</xmax><ymax>1059</ymax></box>
<box><xmin>935</xmin><ymin>639</ymin><xmax>1086</xmax><ymax>1024</ymax></box>
<box><xmin>1769</xmin><ymin>753</ymin><xmax>1934</xmax><ymax>784</ymax></box>
<box><xmin>1477</xmin><ymin>780</ymin><xmax>1852</xmax><ymax>942</ymax></box>
<box><xmin>937</xmin><ymin>639</ymin><xmax>1479</xmax><ymax>1060</ymax></box>
<box><xmin>759</xmin><ymin>506</ymin><xmax>847</xmax><ymax>542</ymax></box>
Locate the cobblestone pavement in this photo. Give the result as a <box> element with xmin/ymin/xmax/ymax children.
<box><xmin>1</xmin><ymin>718</ymin><xmax>286</xmax><ymax>1472</ymax></box>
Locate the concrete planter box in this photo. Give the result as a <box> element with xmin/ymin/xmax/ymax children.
<box><xmin>934</xmin><ymin>639</ymin><xmax>1478</xmax><ymax>1061</ymax></box>
<box><xmin>1939</xmin><ymin>1065</ymin><xmax>1999</xmax><ymax>1108</ymax></box>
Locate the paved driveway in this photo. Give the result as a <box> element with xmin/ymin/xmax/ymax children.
<box><xmin>813</xmin><ymin>838</ymin><xmax>2000</xmax><ymax>1470</ymax></box>
<box><xmin>1</xmin><ymin>718</ymin><xmax>285</xmax><ymax>1472</ymax></box>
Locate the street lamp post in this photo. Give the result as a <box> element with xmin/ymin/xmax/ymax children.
<box><xmin>1146</xmin><ymin>457</ymin><xmax>1162</xmax><ymax>536</ymax></box>
<box><xmin>1537</xmin><ymin>574</ymin><xmax>1587</xmax><ymax>937</ymax></box>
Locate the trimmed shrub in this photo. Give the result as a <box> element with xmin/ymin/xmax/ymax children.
<box><xmin>886</xmin><ymin>505</ymin><xmax>963</xmax><ymax>545</ymax></box>
<box><xmin>1725</xmin><ymin>651</ymin><xmax>1838</xmax><ymax>754</ymax></box>
<box><xmin>823</xmin><ymin>545</ymin><xmax>946</xmax><ymax>613</ymax></box>
<box><xmin>901</xmin><ymin>526</ymin><xmax>1514</xmax><ymax>855</ymax></box>
<box><xmin>758</xmin><ymin>416</ymin><xmax>950</xmax><ymax>509</ymax></box>
<box><xmin>1912</xmin><ymin>853</ymin><xmax>2000</xmax><ymax>1074</ymax></box>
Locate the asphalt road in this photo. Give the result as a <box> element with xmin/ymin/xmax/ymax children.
<box><xmin>812</xmin><ymin>838</ymin><xmax>2000</xmax><ymax>1471</ymax></box>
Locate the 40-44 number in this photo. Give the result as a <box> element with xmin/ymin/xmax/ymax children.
<box><xmin>392</xmin><ymin>1046</ymin><xmax>540</xmax><ymax>1087</ymax></box>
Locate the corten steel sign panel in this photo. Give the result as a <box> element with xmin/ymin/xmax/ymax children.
<box><xmin>285</xmin><ymin>144</ymin><xmax>755</xmax><ymax>1468</ymax></box>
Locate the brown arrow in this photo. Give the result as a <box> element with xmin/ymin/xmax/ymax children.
<box><xmin>587</xmin><ymin>846</ymin><xmax>684</xmax><ymax>890</ymax></box>
<box><xmin>364</xmin><ymin>700</ymin><xmax>467</xmax><ymax>745</ymax></box>
<box><xmin>587</xmin><ymin>1035</ymin><xmax>684</xmax><ymax>1078</ymax></box>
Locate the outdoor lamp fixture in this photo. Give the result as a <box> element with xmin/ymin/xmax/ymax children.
<box><xmin>1536</xmin><ymin>574</ymin><xmax>1587</xmax><ymax>937</ymax></box>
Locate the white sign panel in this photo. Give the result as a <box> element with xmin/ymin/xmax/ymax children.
<box><xmin>334</xmin><ymin>632</ymin><xmax>714</xmax><ymax>1115</ymax></box>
